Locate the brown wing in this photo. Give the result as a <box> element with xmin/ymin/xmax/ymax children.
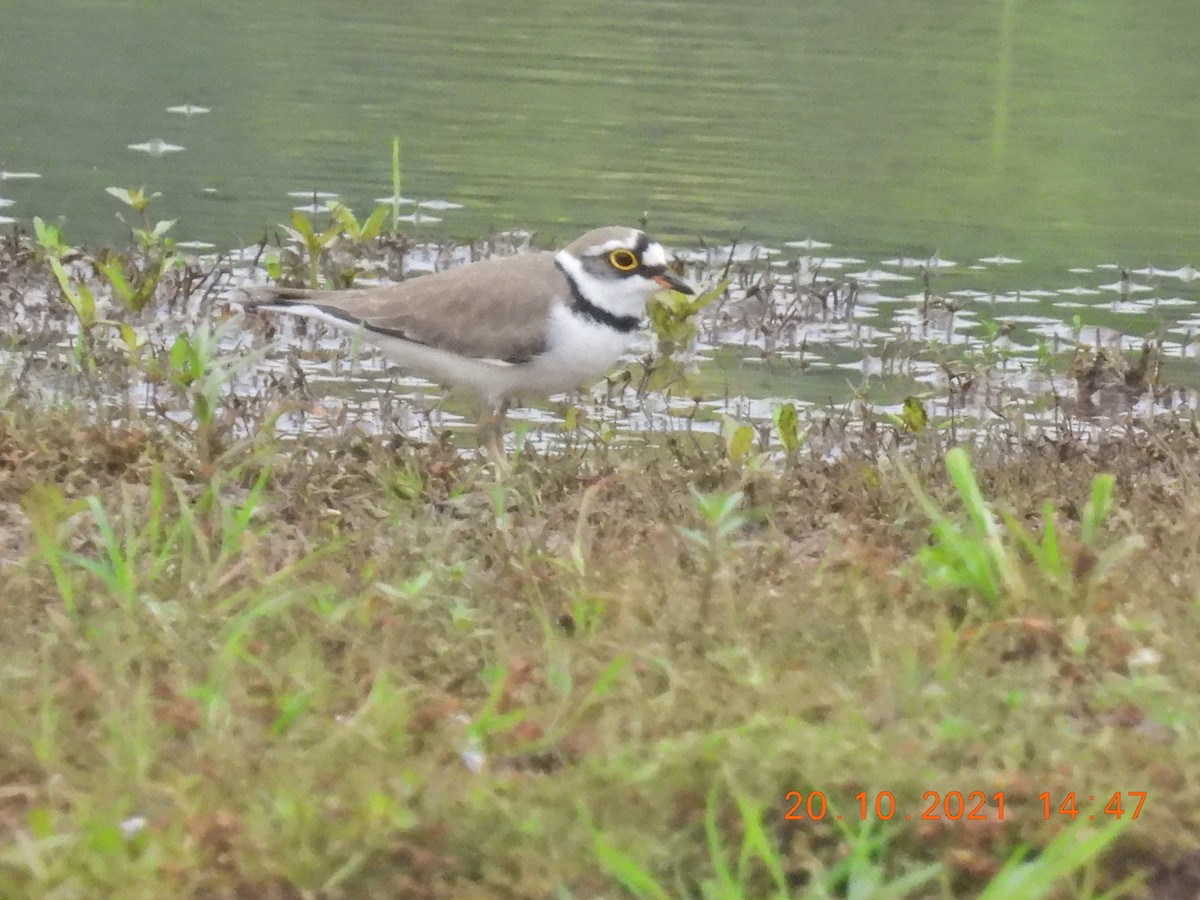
<box><xmin>247</xmin><ymin>251</ymin><xmax>568</xmax><ymax>363</ymax></box>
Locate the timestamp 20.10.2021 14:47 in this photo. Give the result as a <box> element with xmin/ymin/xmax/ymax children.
<box><xmin>783</xmin><ymin>790</ymin><xmax>1147</xmax><ymax>823</ymax></box>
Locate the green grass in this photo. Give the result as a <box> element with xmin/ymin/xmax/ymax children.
<box><xmin>2</xmin><ymin>226</ymin><xmax>1199</xmax><ymax>898</ymax></box>
<box><xmin>3</xmin><ymin>400</ymin><xmax>1197</xmax><ymax>897</ymax></box>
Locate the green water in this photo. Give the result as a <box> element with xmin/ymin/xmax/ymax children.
<box><xmin>2</xmin><ymin>0</ymin><xmax>1198</xmax><ymax>275</ymax></box>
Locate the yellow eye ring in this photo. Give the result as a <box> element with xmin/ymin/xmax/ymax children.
<box><xmin>609</xmin><ymin>249</ymin><xmax>639</xmax><ymax>271</ymax></box>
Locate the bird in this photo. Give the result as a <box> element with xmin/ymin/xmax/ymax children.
<box><xmin>243</xmin><ymin>226</ymin><xmax>693</xmax><ymax>452</ymax></box>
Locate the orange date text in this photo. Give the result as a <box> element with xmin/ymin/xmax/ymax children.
<box><xmin>783</xmin><ymin>791</ymin><xmax>1146</xmax><ymax>822</ymax></box>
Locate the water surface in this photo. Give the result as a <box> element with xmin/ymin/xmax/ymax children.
<box><xmin>1</xmin><ymin>0</ymin><xmax>1197</xmax><ymax>279</ymax></box>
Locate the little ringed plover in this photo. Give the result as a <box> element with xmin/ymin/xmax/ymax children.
<box><xmin>244</xmin><ymin>226</ymin><xmax>692</xmax><ymax>444</ymax></box>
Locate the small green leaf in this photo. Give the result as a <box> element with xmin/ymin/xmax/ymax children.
<box><xmin>115</xmin><ymin>322</ymin><xmax>143</xmax><ymax>356</ymax></box>
<box><xmin>319</xmin><ymin>221</ymin><xmax>343</xmax><ymax>247</ymax></box>
<box><xmin>775</xmin><ymin>402</ymin><xmax>800</xmax><ymax>453</ymax></box>
<box><xmin>360</xmin><ymin>204</ymin><xmax>389</xmax><ymax>241</ymax></box>
<box><xmin>28</xmin><ymin>807</ymin><xmax>55</xmax><ymax>839</ymax></box>
<box><xmin>75</xmin><ymin>284</ymin><xmax>96</xmax><ymax>326</ymax></box>
<box><xmin>33</xmin><ymin>216</ymin><xmax>63</xmax><ymax>254</ymax></box>
<box><xmin>48</xmin><ymin>256</ymin><xmax>74</xmax><ymax>295</ymax></box>
<box><xmin>722</xmin><ymin>417</ymin><xmax>754</xmax><ymax>462</ymax></box>
<box><xmin>96</xmin><ymin>256</ymin><xmax>133</xmax><ymax>303</ymax></box>
<box><xmin>169</xmin><ymin>333</ymin><xmax>195</xmax><ymax>383</ymax></box>
<box><xmin>643</xmin><ymin>357</ymin><xmax>686</xmax><ymax>393</ymax></box>
<box><xmin>290</xmin><ymin>209</ymin><xmax>317</xmax><ymax>243</ymax></box>
<box><xmin>899</xmin><ymin>396</ymin><xmax>928</xmax><ymax>432</ymax></box>
<box><xmin>684</xmin><ymin>276</ymin><xmax>729</xmax><ymax>316</ymax></box>
<box><xmin>1080</xmin><ymin>473</ymin><xmax>1115</xmax><ymax>544</ymax></box>
<box><xmin>269</xmin><ymin>691</ymin><xmax>312</xmax><ymax>735</ymax></box>
<box><xmin>594</xmin><ymin>835</ymin><xmax>670</xmax><ymax>900</ymax></box>
<box><xmin>327</xmin><ymin>202</ymin><xmax>356</xmax><ymax>233</ymax></box>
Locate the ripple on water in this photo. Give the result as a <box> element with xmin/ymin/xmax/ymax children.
<box><xmin>1028</xmin><ymin>322</ymin><xmax>1139</xmax><ymax>350</ymax></box>
<box><xmin>881</xmin><ymin>256</ymin><xmax>958</xmax><ymax>269</ymax></box>
<box><xmin>846</xmin><ymin>269</ymin><xmax>913</xmax><ymax>283</ymax></box>
<box><xmin>1133</xmin><ymin>266</ymin><xmax>1200</xmax><ymax>282</ymax></box>
<box><xmin>1098</xmin><ymin>280</ymin><xmax>1153</xmax><ymax>294</ymax></box>
<box><xmin>396</xmin><ymin>213</ymin><xmax>442</xmax><ymax>225</ymax></box>
<box><xmin>1140</xmin><ymin>297</ymin><xmax>1195</xmax><ymax>307</ymax></box>
<box><xmin>1106</xmin><ymin>300</ymin><xmax>1156</xmax><ymax>314</ymax></box>
<box><xmin>127</xmin><ymin>139</ymin><xmax>184</xmax><ymax>156</ymax></box>
<box><xmin>993</xmin><ymin>314</ymin><xmax>1064</xmax><ymax>326</ymax></box>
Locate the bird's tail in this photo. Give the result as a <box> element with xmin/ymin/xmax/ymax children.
<box><xmin>237</xmin><ymin>285</ymin><xmax>318</xmax><ymax>309</ymax></box>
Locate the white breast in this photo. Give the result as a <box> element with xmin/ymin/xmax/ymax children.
<box><xmin>515</xmin><ymin>303</ymin><xmax>638</xmax><ymax>397</ymax></box>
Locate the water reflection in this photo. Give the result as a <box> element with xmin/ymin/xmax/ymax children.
<box><xmin>2</xmin><ymin>0</ymin><xmax>1198</xmax><ymax>276</ymax></box>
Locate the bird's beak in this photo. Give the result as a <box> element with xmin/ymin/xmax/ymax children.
<box><xmin>653</xmin><ymin>272</ymin><xmax>694</xmax><ymax>295</ymax></box>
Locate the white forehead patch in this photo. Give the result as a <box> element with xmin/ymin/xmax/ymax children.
<box><xmin>642</xmin><ymin>242</ymin><xmax>667</xmax><ymax>268</ymax></box>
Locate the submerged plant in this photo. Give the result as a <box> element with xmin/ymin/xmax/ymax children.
<box><xmin>273</xmin><ymin>201</ymin><xmax>390</xmax><ymax>289</ymax></box>
<box><xmin>644</xmin><ymin>277</ymin><xmax>727</xmax><ymax>393</ymax></box>
<box><xmin>281</xmin><ymin>208</ymin><xmax>343</xmax><ymax>289</ymax></box>
<box><xmin>327</xmin><ymin>201</ymin><xmax>389</xmax><ymax>245</ymax></box>
<box><xmin>33</xmin><ymin>216</ymin><xmax>99</xmax><ymax>335</ymax></box>
<box><xmin>722</xmin><ymin>416</ymin><xmax>758</xmax><ymax>465</ymax></box>
<box><xmin>97</xmin><ymin>186</ymin><xmax>182</xmax><ymax>312</ymax></box>
<box><xmin>773</xmin><ymin>401</ymin><xmax>804</xmax><ymax>458</ymax></box>
<box><xmin>886</xmin><ymin>396</ymin><xmax>930</xmax><ymax>434</ymax></box>
<box><xmin>146</xmin><ymin>317</ymin><xmax>265</xmax><ymax>467</ymax></box>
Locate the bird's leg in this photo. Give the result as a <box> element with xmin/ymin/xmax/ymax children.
<box><xmin>478</xmin><ymin>398</ymin><xmax>511</xmax><ymax>461</ymax></box>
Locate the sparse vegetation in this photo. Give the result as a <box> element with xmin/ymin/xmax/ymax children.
<box><xmin>1</xmin><ymin>214</ymin><xmax>1199</xmax><ymax>898</ymax></box>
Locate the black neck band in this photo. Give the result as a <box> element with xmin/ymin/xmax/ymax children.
<box><xmin>555</xmin><ymin>260</ymin><xmax>641</xmax><ymax>334</ymax></box>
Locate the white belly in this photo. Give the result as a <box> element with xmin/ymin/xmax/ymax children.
<box><xmin>367</xmin><ymin>304</ymin><xmax>637</xmax><ymax>406</ymax></box>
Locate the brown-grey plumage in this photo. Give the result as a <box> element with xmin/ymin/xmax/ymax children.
<box><xmin>244</xmin><ymin>251</ymin><xmax>570</xmax><ymax>364</ymax></box>
<box><xmin>242</xmin><ymin>225</ymin><xmax>694</xmax><ymax>454</ymax></box>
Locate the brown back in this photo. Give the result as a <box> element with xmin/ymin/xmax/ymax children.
<box><xmin>253</xmin><ymin>251</ymin><xmax>571</xmax><ymax>362</ymax></box>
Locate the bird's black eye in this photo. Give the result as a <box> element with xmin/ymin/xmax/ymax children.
<box><xmin>608</xmin><ymin>248</ymin><xmax>639</xmax><ymax>271</ymax></box>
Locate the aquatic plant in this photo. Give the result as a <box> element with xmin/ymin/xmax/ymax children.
<box><xmin>96</xmin><ymin>186</ymin><xmax>182</xmax><ymax>312</ymax></box>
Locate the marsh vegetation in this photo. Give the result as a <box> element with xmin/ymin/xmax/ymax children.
<box><xmin>1</xmin><ymin>201</ymin><xmax>1199</xmax><ymax>898</ymax></box>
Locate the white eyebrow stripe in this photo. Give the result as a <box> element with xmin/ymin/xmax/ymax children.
<box><xmin>593</xmin><ymin>233</ymin><xmax>642</xmax><ymax>253</ymax></box>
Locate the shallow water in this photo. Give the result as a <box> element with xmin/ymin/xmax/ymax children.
<box><xmin>223</xmin><ymin>236</ymin><xmax>1200</xmax><ymax>447</ymax></box>
<box><xmin>4</xmin><ymin>225</ymin><xmax>1196</xmax><ymax>455</ymax></box>
<box><xmin>2</xmin><ymin>1</ymin><xmax>1199</xmax><ymax>279</ymax></box>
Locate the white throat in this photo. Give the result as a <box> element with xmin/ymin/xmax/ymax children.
<box><xmin>554</xmin><ymin>249</ymin><xmax>655</xmax><ymax>321</ymax></box>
